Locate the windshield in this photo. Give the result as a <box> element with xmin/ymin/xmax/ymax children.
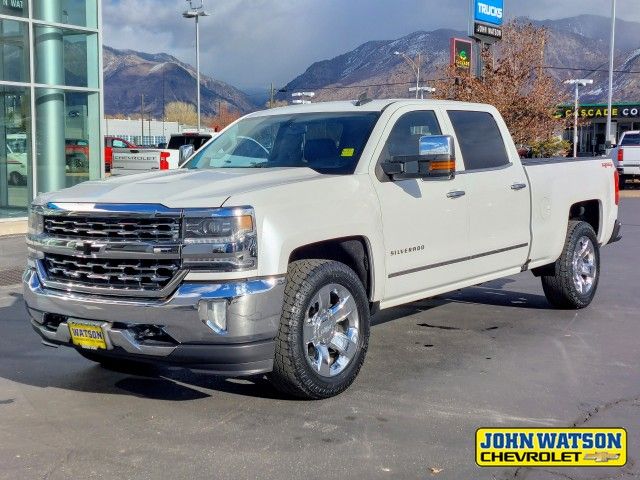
<box><xmin>621</xmin><ymin>133</ymin><xmax>640</xmax><ymax>146</ymax></box>
<box><xmin>184</xmin><ymin>112</ymin><xmax>380</xmax><ymax>174</ymax></box>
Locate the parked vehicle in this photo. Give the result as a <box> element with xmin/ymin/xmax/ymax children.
<box><xmin>4</xmin><ymin>133</ymin><xmax>28</xmax><ymax>186</ymax></box>
<box><xmin>25</xmin><ymin>100</ymin><xmax>621</xmax><ymax>399</ymax></box>
<box><xmin>611</xmin><ymin>130</ymin><xmax>640</xmax><ymax>188</ymax></box>
<box><xmin>105</xmin><ymin>136</ymin><xmax>136</xmax><ymax>173</ymax></box>
<box><xmin>65</xmin><ymin>139</ymin><xmax>90</xmax><ymax>173</ymax></box>
<box><xmin>111</xmin><ymin>132</ymin><xmax>213</xmax><ymax>176</ymax></box>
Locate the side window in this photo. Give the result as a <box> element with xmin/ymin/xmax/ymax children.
<box><xmin>380</xmin><ymin>110</ymin><xmax>441</xmax><ymax>160</ymax></box>
<box><xmin>112</xmin><ymin>139</ymin><xmax>126</xmax><ymax>148</ymax></box>
<box><xmin>447</xmin><ymin>111</ymin><xmax>510</xmax><ymax>170</ymax></box>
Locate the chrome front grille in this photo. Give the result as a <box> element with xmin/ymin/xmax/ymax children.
<box><xmin>44</xmin><ymin>216</ymin><xmax>181</xmax><ymax>242</ymax></box>
<box><xmin>43</xmin><ymin>253</ymin><xmax>182</xmax><ymax>292</ymax></box>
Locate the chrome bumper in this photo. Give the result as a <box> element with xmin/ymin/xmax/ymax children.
<box><xmin>23</xmin><ymin>268</ymin><xmax>286</xmax><ymax>375</ymax></box>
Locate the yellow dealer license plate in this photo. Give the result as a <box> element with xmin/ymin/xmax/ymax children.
<box><xmin>68</xmin><ymin>321</ymin><xmax>107</xmax><ymax>350</ymax></box>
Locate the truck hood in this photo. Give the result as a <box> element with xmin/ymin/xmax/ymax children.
<box><xmin>39</xmin><ymin>168</ymin><xmax>325</xmax><ymax>208</ymax></box>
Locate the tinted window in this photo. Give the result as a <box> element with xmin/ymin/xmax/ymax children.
<box><xmin>381</xmin><ymin>110</ymin><xmax>441</xmax><ymax>160</ymax></box>
<box><xmin>621</xmin><ymin>133</ymin><xmax>640</xmax><ymax>146</ymax></box>
<box><xmin>168</xmin><ymin>135</ymin><xmax>212</xmax><ymax>151</ymax></box>
<box><xmin>186</xmin><ymin>112</ymin><xmax>380</xmax><ymax>175</ymax></box>
<box><xmin>448</xmin><ymin>111</ymin><xmax>510</xmax><ymax>170</ymax></box>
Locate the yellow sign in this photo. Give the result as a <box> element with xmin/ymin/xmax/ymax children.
<box><xmin>476</xmin><ymin>428</ymin><xmax>627</xmax><ymax>467</ymax></box>
<box><xmin>341</xmin><ymin>148</ymin><xmax>355</xmax><ymax>157</ymax></box>
<box><xmin>68</xmin><ymin>321</ymin><xmax>107</xmax><ymax>350</ymax></box>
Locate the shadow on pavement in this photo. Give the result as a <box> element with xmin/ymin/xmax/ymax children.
<box><xmin>0</xmin><ymin>274</ymin><xmax>549</xmax><ymax>402</ymax></box>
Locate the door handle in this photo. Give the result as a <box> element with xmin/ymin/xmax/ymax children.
<box><xmin>511</xmin><ymin>183</ymin><xmax>527</xmax><ymax>191</ymax></box>
<box><xmin>446</xmin><ymin>190</ymin><xmax>466</xmax><ymax>199</ymax></box>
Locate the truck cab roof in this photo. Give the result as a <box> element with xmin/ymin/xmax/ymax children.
<box><xmin>246</xmin><ymin>99</ymin><xmax>498</xmax><ymax>117</ymax></box>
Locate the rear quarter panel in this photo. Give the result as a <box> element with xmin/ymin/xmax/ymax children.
<box><xmin>524</xmin><ymin>158</ymin><xmax>618</xmax><ymax>268</ymax></box>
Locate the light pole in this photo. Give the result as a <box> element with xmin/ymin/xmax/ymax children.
<box><xmin>292</xmin><ymin>92</ymin><xmax>315</xmax><ymax>104</ymax></box>
<box><xmin>183</xmin><ymin>0</ymin><xmax>209</xmax><ymax>132</ymax></box>
<box><xmin>395</xmin><ymin>51</ymin><xmax>421</xmax><ymax>99</ymax></box>
<box><xmin>409</xmin><ymin>86</ymin><xmax>436</xmax><ymax>99</ymax></box>
<box><xmin>564</xmin><ymin>78</ymin><xmax>593</xmax><ymax>158</ymax></box>
<box><xmin>605</xmin><ymin>0</ymin><xmax>616</xmax><ymax>149</ymax></box>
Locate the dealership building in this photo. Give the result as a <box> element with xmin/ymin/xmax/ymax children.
<box><xmin>559</xmin><ymin>103</ymin><xmax>640</xmax><ymax>156</ymax></box>
<box><xmin>0</xmin><ymin>0</ymin><xmax>103</xmax><ymax>228</ymax></box>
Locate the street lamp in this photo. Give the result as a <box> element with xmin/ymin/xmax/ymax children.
<box><xmin>395</xmin><ymin>51</ymin><xmax>422</xmax><ymax>99</ymax></box>
<box><xmin>409</xmin><ymin>86</ymin><xmax>436</xmax><ymax>99</ymax></box>
<box><xmin>564</xmin><ymin>78</ymin><xmax>594</xmax><ymax>158</ymax></box>
<box><xmin>605</xmin><ymin>0</ymin><xmax>616</xmax><ymax>149</ymax></box>
<box><xmin>183</xmin><ymin>0</ymin><xmax>209</xmax><ymax>132</ymax></box>
<box><xmin>292</xmin><ymin>92</ymin><xmax>315</xmax><ymax>104</ymax></box>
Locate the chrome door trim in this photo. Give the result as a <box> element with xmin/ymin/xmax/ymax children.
<box><xmin>388</xmin><ymin>243</ymin><xmax>529</xmax><ymax>278</ymax></box>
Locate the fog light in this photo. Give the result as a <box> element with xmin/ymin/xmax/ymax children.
<box><xmin>198</xmin><ymin>300</ymin><xmax>227</xmax><ymax>335</ymax></box>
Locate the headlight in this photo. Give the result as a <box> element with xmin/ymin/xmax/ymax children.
<box><xmin>27</xmin><ymin>207</ymin><xmax>44</xmax><ymax>236</ymax></box>
<box><xmin>182</xmin><ymin>207</ymin><xmax>257</xmax><ymax>271</ymax></box>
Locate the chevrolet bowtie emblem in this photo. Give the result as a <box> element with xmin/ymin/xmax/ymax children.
<box><xmin>583</xmin><ymin>451</ymin><xmax>620</xmax><ymax>463</ymax></box>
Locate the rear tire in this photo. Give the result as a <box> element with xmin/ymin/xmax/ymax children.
<box><xmin>541</xmin><ymin>221</ymin><xmax>600</xmax><ymax>309</ymax></box>
<box><xmin>269</xmin><ymin>260</ymin><xmax>370</xmax><ymax>399</ymax></box>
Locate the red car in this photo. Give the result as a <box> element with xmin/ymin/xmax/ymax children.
<box><xmin>105</xmin><ymin>136</ymin><xmax>137</xmax><ymax>172</ymax></box>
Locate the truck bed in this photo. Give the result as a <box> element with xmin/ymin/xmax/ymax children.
<box><xmin>523</xmin><ymin>155</ymin><xmax>617</xmax><ymax>269</ymax></box>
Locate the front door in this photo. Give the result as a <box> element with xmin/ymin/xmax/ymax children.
<box><xmin>372</xmin><ymin>107</ymin><xmax>470</xmax><ymax>304</ymax></box>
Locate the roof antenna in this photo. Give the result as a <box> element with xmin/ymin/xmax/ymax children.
<box><xmin>355</xmin><ymin>91</ymin><xmax>372</xmax><ymax>106</ymax></box>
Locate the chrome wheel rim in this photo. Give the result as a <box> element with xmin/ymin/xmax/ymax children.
<box><xmin>303</xmin><ymin>283</ymin><xmax>359</xmax><ymax>378</ymax></box>
<box><xmin>572</xmin><ymin>236</ymin><xmax>597</xmax><ymax>295</ymax></box>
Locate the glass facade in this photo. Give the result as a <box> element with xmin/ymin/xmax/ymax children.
<box><xmin>0</xmin><ymin>0</ymin><xmax>102</xmax><ymax>220</ymax></box>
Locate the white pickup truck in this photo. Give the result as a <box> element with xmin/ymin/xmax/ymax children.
<box><xmin>25</xmin><ymin>100</ymin><xmax>621</xmax><ymax>399</ymax></box>
<box><xmin>111</xmin><ymin>132</ymin><xmax>213</xmax><ymax>176</ymax></box>
<box><xmin>612</xmin><ymin>130</ymin><xmax>640</xmax><ymax>188</ymax></box>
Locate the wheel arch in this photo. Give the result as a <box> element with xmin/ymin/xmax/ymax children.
<box><xmin>569</xmin><ymin>199</ymin><xmax>601</xmax><ymax>239</ymax></box>
<box><xmin>288</xmin><ymin>236</ymin><xmax>375</xmax><ymax>302</ymax></box>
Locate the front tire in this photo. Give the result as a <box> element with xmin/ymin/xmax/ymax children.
<box><xmin>269</xmin><ymin>260</ymin><xmax>370</xmax><ymax>399</ymax></box>
<box><xmin>541</xmin><ymin>220</ymin><xmax>600</xmax><ymax>309</ymax></box>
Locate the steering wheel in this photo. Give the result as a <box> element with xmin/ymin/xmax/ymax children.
<box><xmin>237</xmin><ymin>136</ymin><xmax>270</xmax><ymax>155</ymax></box>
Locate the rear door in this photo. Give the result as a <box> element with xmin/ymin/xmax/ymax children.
<box><xmin>444</xmin><ymin>108</ymin><xmax>530</xmax><ymax>277</ymax></box>
<box><xmin>372</xmin><ymin>106</ymin><xmax>471</xmax><ymax>303</ymax></box>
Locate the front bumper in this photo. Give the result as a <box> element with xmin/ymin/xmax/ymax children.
<box><xmin>23</xmin><ymin>268</ymin><xmax>286</xmax><ymax>375</ymax></box>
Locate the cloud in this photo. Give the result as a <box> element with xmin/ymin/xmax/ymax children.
<box><xmin>103</xmin><ymin>0</ymin><xmax>639</xmax><ymax>90</ymax></box>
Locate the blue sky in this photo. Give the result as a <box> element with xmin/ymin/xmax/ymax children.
<box><xmin>102</xmin><ymin>0</ymin><xmax>639</xmax><ymax>90</ymax></box>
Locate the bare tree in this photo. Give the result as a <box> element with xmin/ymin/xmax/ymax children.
<box><xmin>165</xmin><ymin>101</ymin><xmax>198</xmax><ymax>125</ymax></box>
<box><xmin>206</xmin><ymin>103</ymin><xmax>242</xmax><ymax>131</ymax></box>
<box><xmin>434</xmin><ymin>21</ymin><xmax>570</xmax><ymax>155</ymax></box>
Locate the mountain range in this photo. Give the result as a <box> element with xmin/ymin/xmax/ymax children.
<box><xmin>277</xmin><ymin>14</ymin><xmax>640</xmax><ymax>104</ymax></box>
<box><xmin>103</xmin><ymin>14</ymin><xmax>640</xmax><ymax>117</ymax></box>
<box><xmin>103</xmin><ymin>46</ymin><xmax>257</xmax><ymax>117</ymax></box>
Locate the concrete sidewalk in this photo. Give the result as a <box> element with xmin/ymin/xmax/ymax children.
<box><xmin>0</xmin><ymin>235</ymin><xmax>26</xmax><ymax>273</ymax></box>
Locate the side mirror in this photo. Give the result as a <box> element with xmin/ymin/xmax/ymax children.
<box><xmin>179</xmin><ymin>144</ymin><xmax>195</xmax><ymax>164</ymax></box>
<box><xmin>381</xmin><ymin>135</ymin><xmax>456</xmax><ymax>180</ymax></box>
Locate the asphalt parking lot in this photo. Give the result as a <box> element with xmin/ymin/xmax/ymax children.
<box><xmin>0</xmin><ymin>199</ymin><xmax>638</xmax><ymax>480</ymax></box>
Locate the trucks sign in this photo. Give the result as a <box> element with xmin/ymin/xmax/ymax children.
<box><xmin>470</xmin><ymin>0</ymin><xmax>503</xmax><ymax>44</ymax></box>
<box><xmin>474</xmin><ymin>0</ymin><xmax>504</xmax><ymax>26</ymax></box>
